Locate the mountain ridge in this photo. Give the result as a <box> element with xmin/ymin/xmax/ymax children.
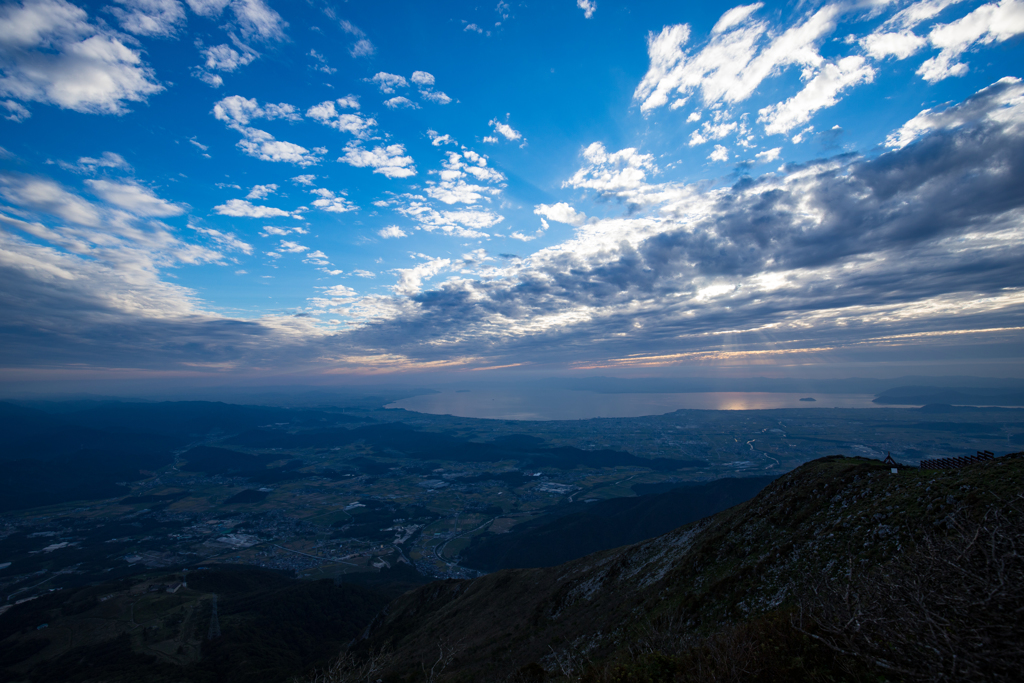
<box><xmin>353</xmin><ymin>453</ymin><xmax>1024</xmax><ymax>681</ymax></box>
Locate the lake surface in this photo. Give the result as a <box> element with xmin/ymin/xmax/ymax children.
<box><xmin>386</xmin><ymin>390</ymin><xmax>906</xmax><ymax>421</ymax></box>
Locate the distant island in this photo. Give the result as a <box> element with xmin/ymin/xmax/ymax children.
<box><xmin>455</xmin><ymin>389</ymin><xmax>471</xmax><ymax>393</ymax></box>
<box><xmin>799</xmin><ymin>397</ymin><xmax>816</xmax><ymax>402</ymax></box>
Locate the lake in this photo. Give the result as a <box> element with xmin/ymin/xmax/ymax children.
<box><xmin>385</xmin><ymin>390</ymin><xmax>907</xmax><ymax>421</ymax></box>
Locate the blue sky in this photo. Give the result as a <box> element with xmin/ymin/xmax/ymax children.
<box><xmin>1</xmin><ymin>0</ymin><xmax>1023</xmax><ymax>384</ymax></box>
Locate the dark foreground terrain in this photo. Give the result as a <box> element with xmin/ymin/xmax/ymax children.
<box><xmin>2</xmin><ymin>396</ymin><xmax>1022</xmax><ymax>682</ymax></box>
<box><xmin>347</xmin><ymin>454</ymin><xmax>1024</xmax><ymax>682</ymax></box>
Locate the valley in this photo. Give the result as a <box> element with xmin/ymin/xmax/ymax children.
<box><xmin>1</xmin><ymin>398</ymin><xmax>1022</xmax><ymax>681</ymax></box>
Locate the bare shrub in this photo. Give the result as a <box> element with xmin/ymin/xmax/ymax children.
<box><xmin>798</xmin><ymin>497</ymin><xmax>1024</xmax><ymax>682</ymax></box>
<box><xmin>549</xmin><ymin>638</ymin><xmax>595</xmax><ymax>682</ymax></box>
<box><xmin>298</xmin><ymin>646</ymin><xmax>395</xmax><ymax>683</ymax></box>
<box><xmin>586</xmin><ymin>611</ymin><xmax>855</xmax><ymax>683</ymax></box>
<box><xmin>422</xmin><ymin>638</ymin><xmax>460</xmax><ymax>682</ymax></box>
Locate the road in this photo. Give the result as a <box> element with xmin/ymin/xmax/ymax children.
<box><xmin>433</xmin><ymin>516</ymin><xmax>500</xmax><ymax>566</ymax></box>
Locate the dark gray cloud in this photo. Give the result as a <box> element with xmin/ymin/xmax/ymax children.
<box><xmin>335</xmin><ymin>79</ymin><xmax>1024</xmax><ymax>369</ymax></box>
<box><xmin>0</xmin><ymin>80</ymin><xmax>1022</xmax><ymax>375</ymax></box>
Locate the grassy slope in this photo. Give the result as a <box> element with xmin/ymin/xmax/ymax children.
<box><xmin>363</xmin><ymin>454</ymin><xmax>1024</xmax><ymax>680</ymax></box>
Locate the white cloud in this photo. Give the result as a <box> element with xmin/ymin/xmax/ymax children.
<box><xmin>213</xmin><ymin>95</ymin><xmax>320</xmax><ymax>166</ymax></box>
<box><xmin>634</xmin><ymin>4</ymin><xmax>839</xmax><ymax>113</ymax></box>
<box><xmin>246</xmin><ymin>183</ymin><xmax>277</xmax><ymax>199</ymax></box>
<box><xmin>1</xmin><ymin>174</ymin><xmax>103</xmax><ymax>226</ymax></box>
<box><xmin>278</xmin><ymin>239</ymin><xmax>307</xmax><ymax>253</ymax></box>
<box><xmin>884</xmin><ymin>0</ymin><xmax>965</xmax><ymax>31</ymax></box>
<box><xmin>759</xmin><ymin>55</ymin><xmax>875</xmax><ymax>135</ymax></box>
<box><xmin>190</xmin><ymin>224</ymin><xmax>253</xmax><ymax>254</ymax></box>
<box><xmin>411</xmin><ymin>71</ymin><xmax>434</xmax><ymax>87</ymax></box>
<box><xmin>311</xmin><ymin>98</ymin><xmax>380</xmax><ymax>137</ymax></box>
<box><xmin>0</xmin><ymin>174</ymin><xmax>235</xmax><ymax>357</ymax></box>
<box><xmin>86</xmin><ymin>179</ymin><xmax>184</xmax><ymax>216</ymax></box>
<box><xmin>308</xmin><ymin>48</ymin><xmax>335</xmax><ymax>74</ymax></box>
<box><xmin>193</xmin><ymin>41</ymin><xmax>260</xmax><ymax>87</ymax></box>
<box><xmin>321</xmin><ymin>283</ymin><xmax>357</xmax><ymax>299</ymax></box>
<box><xmin>886</xmin><ymin>76</ymin><xmax>1024</xmax><ymax>148</ymax></box>
<box><xmin>186</xmin><ymin>0</ymin><xmax>285</xmax><ymax>41</ymax></box>
<box><xmin>917</xmin><ymin>0</ymin><xmax>1024</xmax><ymax>82</ymax></box>
<box><xmin>2</xmin><ymin>99</ymin><xmax>29</xmax><ymax>121</ymax></box>
<box><xmin>189</xmin><ymin>137</ymin><xmax>209</xmax><ymax>151</ymax></box>
<box><xmin>424</xmin><ymin>180</ymin><xmax>497</xmax><ymax>205</ymax></box>
<box><xmin>350</xmin><ymin>39</ymin><xmax>375</xmax><ymax>57</ymax></box>
<box><xmin>291</xmin><ymin>174</ymin><xmax>316</xmax><ymax>185</ymax></box>
<box><xmin>464</xmin><ymin>23</ymin><xmax>483</xmax><ymax>33</ymax></box>
<box><xmin>60</xmin><ymin>151</ymin><xmax>131</xmax><ymax>173</ymax></box>
<box><xmin>304</xmin><ymin>249</ymin><xmax>330</xmax><ymax>265</ymax></box>
<box><xmin>229</xmin><ymin>0</ymin><xmax>287</xmax><ymax>41</ymax></box>
<box><xmin>237</xmin><ymin>131</ymin><xmax>321</xmax><ymax>166</ymax></box>
<box><xmin>109</xmin><ymin>0</ymin><xmax>186</xmax><ymax>37</ymax></box>
<box><xmin>708</xmin><ymin>144</ymin><xmax>729</xmax><ymax>162</ymax></box>
<box><xmin>488</xmin><ymin>117</ymin><xmax>523</xmax><ymax>142</ymax></box>
<box><xmin>510</xmin><ymin>225</ymin><xmax>545</xmax><ymax>241</ymax></box>
<box><xmin>185</xmin><ymin>0</ymin><xmax>229</xmax><ymax>16</ymax></box>
<box><xmin>378</xmin><ymin>225</ymin><xmax>407</xmax><ymax>238</ymax></box>
<box><xmin>212</xmin><ymin>95</ymin><xmax>300</xmax><ymax>126</ymax></box>
<box><xmin>396</xmin><ymin>203</ymin><xmax>501</xmax><ymax>238</ymax></box>
<box><xmin>564</xmin><ymin>142</ymin><xmax>658</xmax><ymax>197</ymax></box>
<box><xmin>370</xmin><ymin>72</ymin><xmax>408</xmax><ymax>94</ymax></box>
<box><xmin>201</xmin><ymin>44</ymin><xmax>256</xmax><ymax>72</ymax></box>
<box><xmin>712</xmin><ymin>2</ymin><xmax>762</xmax><ymax>34</ymax></box>
<box><xmin>195</xmin><ymin>71</ymin><xmax>223</xmax><ymax>87</ymax></box>
<box><xmin>791</xmin><ymin>125</ymin><xmax>814</xmax><ymax>144</ymax></box>
<box><xmin>306</xmin><ymin>99</ymin><xmax>376</xmax><ymax>137</ymax></box>
<box><xmin>422</xmin><ymin>150</ymin><xmax>505</xmax><ymax>205</ymax></box>
<box><xmin>428</xmin><ymin>130</ymin><xmax>457</xmax><ymax>146</ymax></box>
<box><xmin>339</xmin><ymin>142</ymin><xmax>416</xmax><ymax>179</ymax></box>
<box><xmin>213</xmin><ymin>198</ymin><xmax>291</xmax><ymax>217</ymax></box>
<box><xmin>259</xmin><ymin>224</ymin><xmax>306</xmax><ymax>236</ymax></box>
<box><xmin>860</xmin><ymin>30</ymin><xmax>928</xmax><ymax>59</ymax></box>
<box><xmin>353</xmin><ymin>269</ymin><xmax>375</xmax><ymax>278</ymax></box>
<box><xmin>0</xmin><ymin>0</ymin><xmax>164</xmax><ymax>114</ymax></box>
<box><xmin>420</xmin><ymin>90</ymin><xmax>452</xmax><ymax>105</ymax></box>
<box><xmin>393</xmin><ymin>256</ymin><xmax>450</xmax><ymax>295</ymax></box>
<box><xmin>336</xmin><ymin>94</ymin><xmax>359</xmax><ymax>109</ymax></box>
<box><xmin>482</xmin><ymin>135</ymin><xmax>499</xmax><ymax>144</ymax></box>
<box><xmin>534</xmin><ymin>202</ymin><xmax>586</xmax><ymax>226</ymax></box>
<box><xmin>339</xmin><ymin>19</ymin><xmax>364</xmax><ymax>36</ymax></box>
<box><xmin>310</xmin><ymin>188</ymin><xmax>357</xmax><ymax>213</ymax></box>
<box><xmin>755</xmin><ymin>147</ymin><xmax>781</xmax><ymax>162</ymax></box>
<box><xmin>384</xmin><ymin>96</ymin><xmax>419</xmax><ymax>109</ymax></box>
<box><xmin>423</xmin><ymin>178</ymin><xmax>499</xmax><ymax>204</ymax></box>
<box><xmin>577</xmin><ymin>0</ymin><xmax>596</xmax><ymax>19</ymax></box>
<box><xmin>688</xmin><ymin>119</ymin><xmax>737</xmax><ymax>146</ymax></box>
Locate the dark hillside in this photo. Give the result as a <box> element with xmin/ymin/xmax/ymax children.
<box><xmin>355</xmin><ymin>453</ymin><xmax>1024</xmax><ymax>682</ymax></box>
<box><xmin>461</xmin><ymin>476</ymin><xmax>775</xmax><ymax>571</ymax></box>
<box><xmin>0</xmin><ymin>566</ymin><xmax>397</xmax><ymax>683</ymax></box>
<box><xmin>0</xmin><ymin>448</ymin><xmax>174</xmax><ymax>512</ymax></box>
